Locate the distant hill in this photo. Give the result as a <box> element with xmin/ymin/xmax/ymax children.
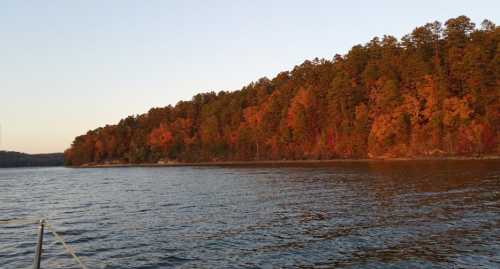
<box><xmin>0</xmin><ymin>151</ymin><xmax>64</xmax><ymax>168</ymax></box>
<box><xmin>64</xmin><ymin>16</ymin><xmax>499</xmax><ymax>166</ymax></box>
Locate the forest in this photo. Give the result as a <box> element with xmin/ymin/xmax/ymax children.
<box><xmin>0</xmin><ymin>151</ymin><xmax>64</xmax><ymax>168</ymax></box>
<box><xmin>65</xmin><ymin>16</ymin><xmax>499</xmax><ymax>166</ymax></box>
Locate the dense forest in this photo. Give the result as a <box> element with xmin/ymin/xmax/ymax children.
<box><xmin>0</xmin><ymin>151</ymin><xmax>64</xmax><ymax>168</ymax></box>
<box><xmin>65</xmin><ymin>16</ymin><xmax>499</xmax><ymax>166</ymax></box>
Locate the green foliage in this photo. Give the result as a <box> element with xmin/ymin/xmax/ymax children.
<box><xmin>381</xmin><ymin>79</ymin><xmax>402</xmax><ymax>106</ymax></box>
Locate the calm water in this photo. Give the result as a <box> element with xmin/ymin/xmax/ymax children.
<box><xmin>1</xmin><ymin>161</ymin><xmax>499</xmax><ymax>268</ymax></box>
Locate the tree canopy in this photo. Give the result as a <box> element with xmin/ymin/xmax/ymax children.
<box><xmin>65</xmin><ymin>16</ymin><xmax>499</xmax><ymax>165</ymax></box>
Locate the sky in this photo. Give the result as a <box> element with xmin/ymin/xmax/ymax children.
<box><xmin>0</xmin><ymin>0</ymin><xmax>498</xmax><ymax>154</ymax></box>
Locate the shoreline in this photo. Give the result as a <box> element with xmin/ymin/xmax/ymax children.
<box><xmin>73</xmin><ymin>155</ymin><xmax>500</xmax><ymax>168</ymax></box>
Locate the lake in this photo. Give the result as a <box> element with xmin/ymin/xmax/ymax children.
<box><xmin>1</xmin><ymin>160</ymin><xmax>499</xmax><ymax>268</ymax></box>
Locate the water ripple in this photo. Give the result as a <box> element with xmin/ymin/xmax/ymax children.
<box><xmin>0</xmin><ymin>161</ymin><xmax>499</xmax><ymax>268</ymax></box>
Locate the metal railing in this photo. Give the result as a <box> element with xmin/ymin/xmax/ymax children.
<box><xmin>1</xmin><ymin>218</ymin><xmax>89</xmax><ymax>269</ymax></box>
<box><xmin>33</xmin><ymin>219</ymin><xmax>45</xmax><ymax>269</ymax></box>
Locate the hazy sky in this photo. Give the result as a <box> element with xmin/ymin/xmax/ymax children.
<box><xmin>0</xmin><ymin>0</ymin><xmax>497</xmax><ymax>153</ymax></box>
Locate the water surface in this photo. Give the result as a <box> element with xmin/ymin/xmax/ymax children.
<box><xmin>1</xmin><ymin>160</ymin><xmax>499</xmax><ymax>268</ymax></box>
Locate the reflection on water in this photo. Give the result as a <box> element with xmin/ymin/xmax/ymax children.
<box><xmin>0</xmin><ymin>160</ymin><xmax>499</xmax><ymax>268</ymax></box>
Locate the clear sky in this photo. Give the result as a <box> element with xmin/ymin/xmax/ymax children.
<box><xmin>0</xmin><ymin>0</ymin><xmax>497</xmax><ymax>153</ymax></box>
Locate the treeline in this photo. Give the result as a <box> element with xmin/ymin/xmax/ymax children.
<box><xmin>0</xmin><ymin>151</ymin><xmax>64</xmax><ymax>168</ymax></box>
<box><xmin>65</xmin><ymin>16</ymin><xmax>499</xmax><ymax>166</ymax></box>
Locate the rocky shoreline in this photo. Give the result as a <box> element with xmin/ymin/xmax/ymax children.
<box><xmin>72</xmin><ymin>155</ymin><xmax>500</xmax><ymax>168</ymax></box>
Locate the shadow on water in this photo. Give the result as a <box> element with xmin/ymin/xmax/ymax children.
<box><xmin>226</xmin><ymin>160</ymin><xmax>500</xmax><ymax>268</ymax></box>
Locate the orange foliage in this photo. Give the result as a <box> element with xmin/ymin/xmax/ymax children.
<box><xmin>148</xmin><ymin>124</ymin><xmax>173</xmax><ymax>150</ymax></box>
<box><xmin>64</xmin><ymin>16</ymin><xmax>499</xmax><ymax>165</ymax></box>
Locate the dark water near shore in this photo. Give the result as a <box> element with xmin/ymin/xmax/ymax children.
<box><xmin>1</xmin><ymin>160</ymin><xmax>499</xmax><ymax>268</ymax></box>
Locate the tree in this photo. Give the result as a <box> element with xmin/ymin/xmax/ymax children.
<box><xmin>64</xmin><ymin>16</ymin><xmax>499</xmax><ymax>165</ymax></box>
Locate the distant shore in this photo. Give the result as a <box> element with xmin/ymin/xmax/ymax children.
<box><xmin>72</xmin><ymin>155</ymin><xmax>500</xmax><ymax>168</ymax></box>
<box><xmin>0</xmin><ymin>151</ymin><xmax>64</xmax><ymax>168</ymax></box>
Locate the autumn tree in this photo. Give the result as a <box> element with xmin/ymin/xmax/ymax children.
<box><xmin>65</xmin><ymin>16</ymin><xmax>499</xmax><ymax>165</ymax></box>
